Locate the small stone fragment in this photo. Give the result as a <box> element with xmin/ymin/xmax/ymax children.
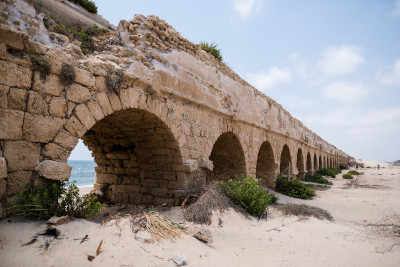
<box><xmin>135</xmin><ymin>230</ymin><xmax>154</xmax><ymax>243</ymax></box>
<box><xmin>173</xmin><ymin>253</ymin><xmax>187</xmax><ymax>266</ymax></box>
<box><xmin>47</xmin><ymin>215</ymin><xmax>70</xmax><ymax>225</ymax></box>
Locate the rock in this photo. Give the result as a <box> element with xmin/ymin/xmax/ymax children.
<box><xmin>47</xmin><ymin>215</ymin><xmax>70</xmax><ymax>225</ymax></box>
<box><xmin>0</xmin><ymin>109</ymin><xmax>24</xmax><ymax>140</ymax></box>
<box><xmin>0</xmin><ymin>157</ymin><xmax>7</xmax><ymax>178</ymax></box>
<box><xmin>36</xmin><ymin>160</ymin><xmax>72</xmax><ymax>181</ymax></box>
<box><xmin>22</xmin><ymin>113</ymin><xmax>64</xmax><ymax>143</ymax></box>
<box><xmin>173</xmin><ymin>253</ymin><xmax>187</xmax><ymax>266</ymax></box>
<box><xmin>198</xmin><ymin>158</ymin><xmax>214</xmax><ymax>172</ymax></box>
<box><xmin>4</xmin><ymin>141</ymin><xmax>40</xmax><ymax>171</ymax></box>
<box><xmin>186</xmin><ymin>225</ymin><xmax>213</xmax><ymax>244</ymax></box>
<box><xmin>135</xmin><ymin>230</ymin><xmax>154</xmax><ymax>243</ymax></box>
<box><xmin>0</xmin><ymin>179</ymin><xmax>6</xmax><ymax>198</ymax></box>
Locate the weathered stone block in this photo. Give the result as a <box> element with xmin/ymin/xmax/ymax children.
<box><xmin>53</xmin><ymin>129</ymin><xmax>78</xmax><ymax>150</ymax></box>
<box><xmin>0</xmin><ymin>25</ymin><xmax>26</xmax><ymax>50</ymax></box>
<box><xmin>95</xmin><ymin>76</ymin><xmax>107</xmax><ymax>92</ymax></box>
<box><xmin>151</xmin><ymin>188</ymin><xmax>168</xmax><ymax>197</ymax></box>
<box><xmin>27</xmin><ymin>91</ymin><xmax>47</xmax><ymax>114</ymax></box>
<box><xmin>74</xmin><ymin>68</ymin><xmax>95</xmax><ymax>88</ymax></box>
<box><xmin>0</xmin><ymin>84</ymin><xmax>9</xmax><ymax>109</ymax></box>
<box><xmin>23</xmin><ymin>113</ymin><xmax>63</xmax><ymax>143</ymax></box>
<box><xmin>4</xmin><ymin>141</ymin><xmax>40</xmax><ymax>171</ymax></box>
<box><xmin>6</xmin><ymin>171</ymin><xmax>32</xmax><ymax>195</ymax></box>
<box><xmin>0</xmin><ymin>109</ymin><xmax>24</xmax><ymax>140</ymax></box>
<box><xmin>32</xmin><ymin>72</ymin><xmax>63</xmax><ymax>96</ymax></box>
<box><xmin>7</xmin><ymin>87</ymin><xmax>27</xmax><ymax>111</ymax></box>
<box><xmin>49</xmin><ymin>97</ymin><xmax>67</xmax><ymax>118</ymax></box>
<box><xmin>0</xmin><ymin>157</ymin><xmax>7</xmax><ymax>179</ymax></box>
<box><xmin>141</xmin><ymin>179</ymin><xmax>159</xmax><ymax>188</ymax></box>
<box><xmin>0</xmin><ymin>178</ymin><xmax>6</xmax><ymax>198</ymax></box>
<box><xmin>95</xmin><ymin>93</ymin><xmax>113</xmax><ymax>116</ymax></box>
<box><xmin>108</xmin><ymin>92</ymin><xmax>122</xmax><ymax>111</ymax></box>
<box><xmin>36</xmin><ymin>160</ymin><xmax>72</xmax><ymax>181</ymax></box>
<box><xmin>0</xmin><ymin>42</ymin><xmax>6</xmax><ymax>60</ymax></box>
<box><xmin>42</xmin><ymin>143</ymin><xmax>70</xmax><ymax>162</ymax></box>
<box><xmin>75</xmin><ymin>104</ymin><xmax>96</xmax><ymax>130</ymax></box>
<box><xmin>66</xmin><ymin>83</ymin><xmax>91</xmax><ymax>103</ymax></box>
<box><xmin>87</xmin><ymin>99</ymin><xmax>104</xmax><ymax>121</ymax></box>
<box><xmin>198</xmin><ymin>158</ymin><xmax>214</xmax><ymax>171</ymax></box>
<box><xmin>96</xmin><ymin>173</ymin><xmax>118</xmax><ymax>184</ymax></box>
<box><xmin>64</xmin><ymin>116</ymin><xmax>86</xmax><ymax>138</ymax></box>
<box><xmin>0</xmin><ymin>60</ymin><xmax>32</xmax><ymax>89</ymax></box>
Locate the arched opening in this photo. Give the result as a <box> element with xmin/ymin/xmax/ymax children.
<box><xmin>256</xmin><ymin>141</ymin><xmax>276</xmax><ymax>187</ymax></box>
<box><xmin>68</xmin><ymin>140</ymin><xmax>96</xmax><ymax>187</ymax></box>
<box><xmin>280</xmin><ymin>145</ymin><xmax>292</xmax><ymax>175</ymax></box>
<box><xmin>81</xmin><ymin>108</ymin><xmax>183</xmax><ymax>206</ymax></box>
<box><xmin>296</xmin><ymin>148</ymin><xmax>305</xmax><ymax>179</ymax></box>
<box><xmin>314</xmin><ymin>153</ymin><xmax>318</xmax><ymax>171</ymax></box>
<box><xmin>209</xmin><ymin>132</ymin><xmax>246</xmax><ymax>180</ymax></box>
<box><xmin>323</xmin><ymin>156</ymin><xmax>326</xmax><ymax>168</ymax></box>
<box><xmin>306</xmin><ymin>152</ymin><xmax>312</xmax><ymax>175</ymax></box>
<box><xmin>319</xmin><ymin>155</ymin><xmax>322</xmax><ymax>169</ymax></box>
<box><xmin>331</xmin><ymin>158</ymin><xmax>333</xmax><ymax>168</ymax></box>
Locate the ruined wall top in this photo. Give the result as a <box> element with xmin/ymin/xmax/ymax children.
<box><xmin>0</xmin><ymin>0</ymin><xmax>348</xmax><ymax>158</ymax></box>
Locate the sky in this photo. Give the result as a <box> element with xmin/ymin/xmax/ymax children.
<box><xmin>69</xmin><ymin>0</ymin><xmax>400</xmax><ymax>162</ymax></box>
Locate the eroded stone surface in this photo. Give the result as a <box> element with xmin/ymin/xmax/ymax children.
<box><xmin>4</xmin><ymin>141</ymin><xmax>40</xmax><ymax>171</ymax></box>
<box><xmin>36</xmin><ymin>160</ymin><xmax>72</xmax><ymax>181</ymax></box>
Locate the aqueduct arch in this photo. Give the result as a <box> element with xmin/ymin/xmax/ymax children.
<box><xmin>306</xmin><ymin>152</ymin><xmax>312</xmax><ymax>176</ymax></box>
<box><xmin>0</xmin><ymin>1</ymin><xmax>350</xmax><ymax>216</ymax></box>
<box><xmin>296</xmin><ymin>148</ymin><xmax>305</xmax><ymax>179</ymax></box>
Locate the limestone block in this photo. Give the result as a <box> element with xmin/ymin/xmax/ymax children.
<box><xmin>87</xmin><ymin>99</ymin><xmax>104</xmax><ymax>121</ymax></box>
<box><xmin>6</xmin><ymin>171</ymin><xmax>32</xmax><ymax>195</ymax></box>
<box><xmin>151</xmin><ymin>188</ymin><xmax>168</xmax><ymax>197</ymax></box>
<box><xmin>74</xmin><ymin>68</ymin><xmax>95</xmax><ymax>88</ymax></box>
<box><xmin>95</xmin><ymin>93</ymin><xmax>113</xmax><ymax>116</ymax></box>
<box><xmin>27</xmin><ymin>91</ymin><xmax>47</xmax><ymax>114</ymax></box>
<box><xmin>0</xmin><ymin>157</ymin><xmax>7</xmax><ymax>178</ymax></box>
<box><xmin>0</xmin><ymin>25</ymin><xmax>26</xmax><ymax>50</ymax></box>
<box><xmin>96</xmin><ymin>173</ymin><xmax>118</xmax><ymax>184</ymax></box>
<box><xmin>95</xmin><ymin>76</ymin><xmax>107</xmax><ymax>92</ymax></box>
<box><xmin>198</xmin><ymin>158</ymin><xmax>214</xmax><ymax>171</ymax></box>
<box><xmin>172</xmin><ymin>159</ymin><xmax>198</xmax><ymax>173</ymax></box>
<box><xmin>36</xmin><ymin>160</ymin><xmax>72</xmax><ymax>181</ymax></box>
<box><xmin>42</xmin><ymin>143</ymin><xmax>70</xmax><ymax>162</ymax></box>
<box><xmin>4</xmin><ymin>141</ymin><xmax>40</xmax><ymax>171</ymax></box>
<box><xmin>53</xmin><ymin>129</ymin><xmax>78</xmax><ymax>150</ymax></box>
<box><xmin>32</xmin><ymin>72</ymin><xmax>63</xmax><ymax>96</ymax></box>
<box><xmin>75</xmin><ymin>104</ymin><xmax>96</xmax><ymax>130</ymax></box>
<box><xmin>0</xmin><ymin>109</ymin><xmax>24</xmax><ymax>140</ymax></box>
<box><xmin>0</xmin><ymin>42</ymin><xmax>6</xmax><ymax>60</ymax></box>
<box><xmin>66</xmin><ymin>83</ymin><xmax>91</xmax><ymax>103</ymax></box>
<box><xmin>105</xmin><ymin>152</ymin><xmax>130</xmax><ymax>160</ymax></box>
<box><xmin>64</xmin><ymin>116</ymin><xmax>86</xmax><ymax>138</ymax></box>
<box><xmin>0</xmin><ymin>61</ymin><xmax>32</xmax><ymax>89</ymax></box>
<box><xmin>141</xmin><ymin>179</ymin><xmax>159</xmax><ymax>188</ymax></box>
<box><xmin>0</xmin><ymin>84</ymin><xmax>9</xmax><ymax>109</ymax></box>
<box><xmin>108</xmin><ymin>92</ymin><xmax>122</xmax><ymax>111</ymax></box>
<box><xmin>7</xmin><ymin>87</ymin><xmax>27</xmax><ymax>111</ymax></box>
<box><xmin>49</xmin><ymin>97</ymin><xmax>67</xmax><ymax>118</ymax></box>
<box><xmin>47</xmin><ymin>215</ymin><xmax>70</xmax><ymax>225</ymax></box>
<box><xmin>0</xmin><ymin>178</ymin><xmax>6</xmax><ymax>198</ymax></box>
<box><xmin>23</xmin><ymin>113</ymin><xmax>63</xmax><ymax>143</ymax></box>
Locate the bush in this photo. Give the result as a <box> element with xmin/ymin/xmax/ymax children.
<box><xmin>71</xmin><ymin>0</ymin><xmax>98</xmax><ymax>13</ymax></box>
<box><xmin>305</xmin><ymin>174</ymin><xmax>332</xmax><ymax>185</ymax></box>
<box><xmin>106</xmin><ymin>69</ymin><xmax>124</xmax><ymax>91</ymax></box>
<box><xmin>317</xmin><ymin>168</ymin><xmax>341</xmax><ymax>178</ymax></box>
<box><xmin>348</xmin><ymin>170</ymin><xmax>360</xmax><ymax>175</ymax></box>
<box><xmin>13</xmin><ymin>180</ymin><xmax>105</xmax><ymax>220</ymax></box>
<box><xmin>274</xmin><ymin>203</ymin><xmax>333</xmax><ymax>221</ymax></box>
<box><xmin>275</xmin><ymin>175</ymin><xmax>316</xmax><ymax>199</ymax></box>
<box><xmin>60</xmin><ymin>63</ymin><xmax>75</xmax><ymax>85</ymax></box>
<box><xmin>29</xmin><ymin>54</ymin><xmax>51</xmax><ymax>77</ymax></box>
<box><xmin>217</xmin><ymin>175</ymin><xmax>277</xmax><ymax>216</ymax></box>
<box><xmin>339</xmin><ymin>165</ymin><xmax>349</xmax><ymax>170</ymax></box>
<box><xmin>342</xmin><ymin>173</ymin><xmax>353</xmax><ymax>179</ymax></box>
<box><xmin>200</xmin><ymin>42</ymin><xmax>223</xmax><ymax>61</ymax></box>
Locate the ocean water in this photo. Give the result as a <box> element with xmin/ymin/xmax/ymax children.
<box><xmin>68</xmin><ymin>160</ymin><xmax>97</xmax><ymax>187</ymax></box>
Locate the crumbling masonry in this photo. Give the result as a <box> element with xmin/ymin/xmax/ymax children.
<box><xmin>0</xmin><ymin>0</ymin><xmax>349</xmax><ymax>218</ymax></box>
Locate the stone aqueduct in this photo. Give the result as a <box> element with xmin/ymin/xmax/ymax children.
<box><xmin>0</xmin><ymin>0</ymin><xmax>349</xmax><ymax>217</ymax></box>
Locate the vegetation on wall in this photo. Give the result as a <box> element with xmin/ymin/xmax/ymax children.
<box><xmin>199</xmin><ymin>42</ymin><xmax>223</xmax><ymax>62</ymax></box>
<box><xmin>70</xmin><ymin>0</ymin><xmax>98</xmax><ymax>14</ymax></box>
<box><xmin>28</xmin><ymin>54</ymin><xmax>51</xmax><ymax>77</ymax></box>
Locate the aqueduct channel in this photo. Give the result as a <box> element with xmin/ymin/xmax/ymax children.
<box><xmin>0</xmin><ymin>0</ymin><xmax>349</xmax><ymax>217</ymax></box>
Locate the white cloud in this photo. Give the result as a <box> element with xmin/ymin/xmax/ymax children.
<box><xmin>233</xmin><ymin>0</ymin><xmax>263</xmax><ymax>19</ymax></box>
<box><xmin>246</xmin><ymin>67</ymin><xmax>292</xmax><ymax>91</ymax></box>
<box><xmin>275</xmin><ymin>94</ymin><xmax>312</xmax><ymax>110</ymax></box>
<box><xmin>393</xmin><ymin>0</ymin><xmax>400</xmax><ymax>16</ymax></box>
<box><xmin>318</xmin><ymin>45</ymin><xmax>364</xmax><ymax>76</ymax></box>
<box><xmin>322</xmin><ymin>81</ymin><xmax>369</xmax><ymax>103</ymax></box>
<box><xmin>377</xmin><ymin>59</ymin><xmax>400</xmax><ymax>86</ymax></box>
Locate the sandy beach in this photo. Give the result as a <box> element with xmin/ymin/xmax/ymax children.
<box><xmin>0</xmin><ymin>162</ymin><xmax>399</xmax><ymax>267</ymax></box>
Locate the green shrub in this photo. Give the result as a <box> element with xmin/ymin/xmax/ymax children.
<box><xmin>71</xmin><ymin>0</ymin><xmax>98</xmax><ymax>13</ymax></box>
<box><xmin>339</xmin><ymin>165</ymin><xmax>348</xmax><ymax>170</ymax></box>
<box><xmin>342</xmin><ymin>173</ymin><xmax>353</xmax><ymax>179</ymax></box>
<box><xmin>217</xmin><ymin>175</ymin><xmax>277</xmax><ymax>216</ymax></box>
<box><xmin>348</xmin><ymin>170</ymin><xmax>360</xmax><ymax>175</ymax></box>
<box><xmin>275</xmin><ymin>175</ymin><xmax>316</xmax><ymax>199</ymax></box>
<box><xmin>13</xmin><ymin>180</ymin><xmax>105</xmax><ymax>220</ymax></box>
<box><xmin>29</xmin><ymin>54</ymin><xmax>51</xmax><ymax>76</ymax></box>
<box><xmin>317</xmin><ymin>168</ymin><xmax>341</xmax><ymax>178</ymax></box>
<box><xmin>305</xmin><ymin>174</ymin><xmax>332</xmax><ymax>185</ymax></box>
<box><xmin>200</xmin><ymin>42</ymin><xmax>223</xmax><ymax>62</ymax></box>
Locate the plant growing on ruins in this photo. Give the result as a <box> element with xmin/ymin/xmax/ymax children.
<box><xmin>29</xmin><ymin>54</ymin><xmax>51</xmax><ymax>78</ymax></box>
<box><xmin>106</xmin><ymin>69</ymin><xmax>124</xmax><ymax>91</ymax></box>
<box><xmin>13</xmin><ymin>180</ymin><xmax>105</xmax><ymax>220</ymax></box>
<box><xmin>217</xmin><ymin>175</ymin><xmax>277</xmax><ymax>216</ymax></box>
<box><xmin>60</xmin><ymin>63</ymin><xmax>76</xmax><ymax>85</ymax></box>
<box><xmin>342</xmin><ymin>173</ymin><xmax>353</xmax><ymax>179</ymax></box>
<box><xmin>304</xmin><ymin>174</ymin><xmax>332</xmax><ymax>185</ymax></box>
<box><xmin>275</xmin><ymin>175</ymin><xmax>316</xmax><ymax>199</ymax></box>
<box><xmin>70</xmin><ymin>0</ymin><xmax>98</xmax><ymax>14</ymax></box>
<box><xmin>317</xmin><ymin>168</ymin><xmax>341</xmax><ymax>178</ymax></box>
<box><xmin>200</xmin><ymin>42</ymin><xmax>223</xmax><ymax>62</ymax></box>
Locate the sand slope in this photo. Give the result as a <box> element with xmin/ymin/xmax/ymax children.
<box><xmin>1</xmin><ymin>167</ymin><xmax>399</xmax><ymax>266</ymax></box>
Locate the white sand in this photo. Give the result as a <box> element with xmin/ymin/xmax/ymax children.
<box><xmin>1</xmin><ymin>167</ymin><xmax>399</xmax><ymax>266</ymax></box>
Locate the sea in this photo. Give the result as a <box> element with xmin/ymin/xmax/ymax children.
<box><xmin>67</xmin><ymin>160</ymin><xmax>97</xmax><ymax>187</ymax></box>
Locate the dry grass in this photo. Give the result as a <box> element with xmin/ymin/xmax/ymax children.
<box><xmin>274</xmin><ymin>203</ymin><xmax>333</xmax><ymax>221</ymax></box>
<box><xmin>183</xmin><ymin>183</ymin><xmax>234</xmax><ymax>225</ymax></box>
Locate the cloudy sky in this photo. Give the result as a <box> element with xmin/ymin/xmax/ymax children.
<box><xmin>71</xmin><ymin>0</ymin><xmax>400</xmax><ymax>162</ymax></box>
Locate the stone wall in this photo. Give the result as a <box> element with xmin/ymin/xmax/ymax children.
<box><xmin>0</xmin><ymin>0</ymin><xmax>350</xmax><ymax>218</ymax></box>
